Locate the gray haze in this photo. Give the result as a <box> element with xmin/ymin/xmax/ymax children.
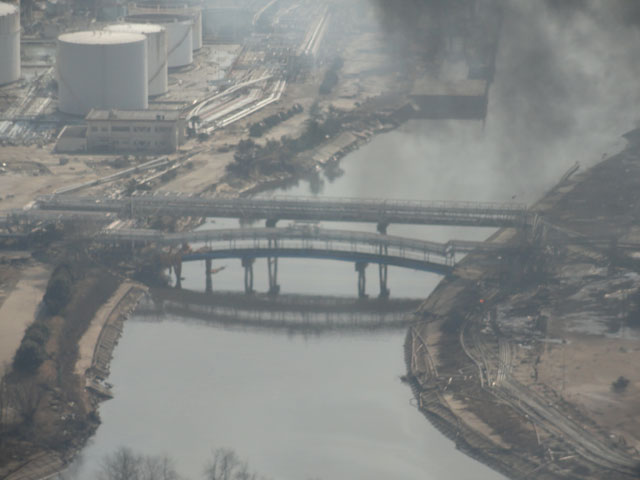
<box><xmin>65</xmin><ymin>2</ymin><xmax>640</xmax><ymax>480</ymax></box>
<box><xmin>366</xmin><ymin>0</ymin><xmax>640</xmax><ymax>201</ymax></box>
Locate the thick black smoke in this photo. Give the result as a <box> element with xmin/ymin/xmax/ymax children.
<box><xmin>363</xmin><ymin>0</ymin><xmax>640</xmax><ymax>199</ymax></box>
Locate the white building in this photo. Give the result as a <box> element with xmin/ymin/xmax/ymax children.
<box><xmin>85</xmin><ymin>109</ymin><xmax>186</xmax><ymax>153</ymax></box>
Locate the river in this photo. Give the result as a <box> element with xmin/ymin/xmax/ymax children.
<box><xmin>68</xmin><ymin>106</ymin><xmax>632</xmax><ymax>479</ymax></box>
<box><xmin>64</xmin><ymin>1</ymin><xmax>640</xmax><ymax>475</ymax></box>
<box><xmin>67</xmin><ymin>119</ymin><xmax>521</xmax><ymax>480</ymax></box>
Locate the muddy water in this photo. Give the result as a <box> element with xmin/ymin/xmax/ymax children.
<box><xmin>71</xmin><ymin>121</ymin><xmax>517</xmax><ymax>480</ymax></box>
<box><xmin>67</xmin><ymin>2</ymin><xmax>640</xmax><ymax>473</ymax></box>
<box><xmin>71</xmin><ymin>109</ymin><xmax>629</xmax><ymax>479</ymax></box>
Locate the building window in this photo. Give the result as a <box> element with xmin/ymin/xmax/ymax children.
<box><xmin>155</xmin><ymin>126</ymin><xmax>172</xmax><ymax>132</ymax></box>
<box><xmin>112</xmin><ymin>126</ymin><xmax>130</xmax><ymax>132</ymax></box>
<box><xmin>91</xmin><ymin>126</ymin><xmax>98</xmax><ymax>132</ymax></box>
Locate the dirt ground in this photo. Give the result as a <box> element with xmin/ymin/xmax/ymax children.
<box><xmin>536</xmin><ymin>335</ymin><xmax>640</xmax><ymax>451</ymax></box>
<box><xmin>0</xmin><ymin>261</ymin><xmax>51</xmax><ymax>370</ymax></box>
<box><xmin>407</xmin><ymin>143</ymin><xmax>640</xmax><ymax>479</ymax></box>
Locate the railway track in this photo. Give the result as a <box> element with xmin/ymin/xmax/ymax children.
<box><xmin>461</xmin><ymin>318</ymin><xmax>640</xmax><ymax>475</ymax></box>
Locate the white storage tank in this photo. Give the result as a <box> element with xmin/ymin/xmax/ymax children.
<box><xmin>126</xmin><ymin>13</ymin><xmax>192</xmax><ymax>68</ymax></box>
<box><xmin>57</xmin><ymin>31</ymin><xmax>148</xmax><ymax>116</ymax></box>
<box><xmin>0</xmin><ymin>2</ymin><xmax>20</xmax><ymax>85</ymax></box>
<box><xmin>105</xmin><ymin>23</ymin><xmax>168</xmax><ymax>96</ymax></box>
<box><xmin>130</xmin><ymin>3</ymin><xmax>202</xmax><ymax>51</ymax></box>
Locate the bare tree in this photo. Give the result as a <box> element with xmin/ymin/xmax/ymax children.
<box><xmin>9</xmin><ymin>377</ymin><xmax>44</xmax><ymax>425</ymax></box>
<box><xmin>204</xmin><ymin>448</ymin><xmax>267</xmax><ymax>480</ymax></box>
<box><xmin>204</xmin><ymin>448</ymin><xmax>239</xmax><ymax>480</ymax></box>
<box><xmin>141</xmin><ymin>454</ymin><xmax>181</xmax><ymax>480</ymax></box>
<box><xmin>97</xmin><ymin>448</ymin><xmax>184</xmax><ymax>480</ymax></box>
<box><xmin>98</xmin><ymin>447</ymin><xmax>142</xmax><ymax>480</ymax></box>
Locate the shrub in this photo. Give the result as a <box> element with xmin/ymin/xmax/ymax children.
<box><xmin>13</xmin><ymin>339</ymin><xmax>47</xmax><ymax>373</ymax></box>
<box><xmin>43</xmin><ymin>268</ymin><xmax>73</xmax><ymax>315</ymax></box>
<box><xmin>612</xmin><ymin>376</ymin><xmax>630</xmax><ymax>392</ymax></box>
<box><xmin>24</xmin><ymin>323</ymin><xmax>50</xmax><ymax>346</ymax></box>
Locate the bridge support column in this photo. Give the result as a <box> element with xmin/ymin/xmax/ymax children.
<box><xmin>174</xmin><ymin>259</ymin><xmax>182</xmax><ymax>289</ymax></box>
<box><xmin>205</xmin><ymin>258</ymin><xmax>212</xmax><ymax>293</ymax></box>
<box><xmin>267</xmin><ymin>237</ymin><xmax>279</xmax><ymax>295</ymax></box>
<box><xmin>355</xmin><ymin>262</ymin><xmax>368</xmax><ymax>299</ymax></box>
<box><xmin>378</xmin><ymin>223</ymin><xmax>390</xmax><ymax>298</ymax></box>
<box><xmin>379</xmin><ymin>263</ymin><xmax>389</xmax><ymax>299</ymax></box>
<box><xmin>242</xmin><ymin>257</ymin><xmax>255</xmax><ymax>294</ymax></box>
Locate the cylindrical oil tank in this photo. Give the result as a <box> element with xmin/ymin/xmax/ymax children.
<box><xmin>0</xmin><ymin>2</ymin><xmax>20</xmax><ymax>85</ymax></box>
<box><xmin>129</xmin><ymin>4</ymin><xmax>202</xmax><ymax>51</ymax></box>
<box><xmin>57</xmin><ymin>31</ymin><xmax>148</xmax><ymax>116</ymax></box>
<box><xmin>126</xmin><ymin>13</ymin><xmax>192</xmax><ymax>67</ymax></box>
<box><xmin>105</xmin><ymin>23</ymin><xmax>168</xmax><ymax>96</ymax></box>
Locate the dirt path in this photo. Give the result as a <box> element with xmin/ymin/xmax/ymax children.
<box><xmin>74</xmin><ymin>281</ymin><xmax>138</xmax><ymax>377</ymax></box>
<box><xmin>0</xmin><ymin>262</ymin><xmax>50</xmax><ymax>370</ymax></box>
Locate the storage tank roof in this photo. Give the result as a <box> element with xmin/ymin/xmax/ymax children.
<box><xmin>105</xmin><ymin>22</ymin><xmax>165</xmax><ymax>34</ymax></box>
<box><xmin>126</xmin><ymin>13</ymin><xmax>191</xmax><ymax>23</ymax></box>
<box><xmin>0</xmin><ymin>2</ymin><xmax>18</xmax><ymax>15</ymax></box>
<box><xmin>58</xmin><ymin>30</ymin><xmax>147</xmax><ymax>45</ymax></box>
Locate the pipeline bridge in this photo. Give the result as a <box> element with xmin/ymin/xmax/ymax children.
<box><xmin>98</xmin><ymin>225</ymin><xmax>514</xmax><ymax>298</ymax></box>
<box><xmin>136</xmin><ymin>288</ymin><xmax>423</xmax><ymax>333</ymax></box>
<box><xmin>35</xmin><ymin>194</ymin><xmax>530</xmax><ymax>229</ymax></box>
<box><xmin>2</xmin><ymin>193</ymin><xmax>534</xmax><ymax>297</ymax></box>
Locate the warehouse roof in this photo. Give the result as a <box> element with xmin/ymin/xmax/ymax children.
<box><xmin>86</xmin><ymin>109</ymin><xmax>182</xmax><ymax>122</ymax></box>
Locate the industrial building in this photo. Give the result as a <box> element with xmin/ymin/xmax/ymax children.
<box><xmin>0</xmin><ymin>2</ymin><xmax>20</xmax><ymax>85</ymax></box>
<box><xmin>56</xmin><ymin>30</ymin><xmax>148</xmax><ymax>116</ymax></box>
<box><xmin>126</xmin><ymin>13</ymin><xmax>193</xmax><ymax>68</ymax></box>
<box><xmin>54</xmin><ymin>125</ymin><xmax>88</xmax><ymax>153</ymax></box>
<box><xmin>410</xmin><ymin>77</ymin><xmax>489</xmax><ymax>120</ymax></box>
<box><xmin>85</xmin><ymin>109</ymin><xmax>185</xmax><ymax>153</ymax></box>
<box><xmin>105</xmin><ymin>23</ymin><xmax>169</xmax><ymax>97</ymax></box>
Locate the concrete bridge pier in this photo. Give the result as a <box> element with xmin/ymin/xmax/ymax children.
<box><xmin>205</xmin><ymin>258</ymin><xmax>212</xmax><ymax>293</ymax></box>
<box><xmin>242</xmin><ymin>257</ymin><xmax>255</xmax><ymax>294</ymax></box>
<box><xmin>355</xmin><ymin>261</ymin><xmax>368</xmax><ymax>298</ymax></box>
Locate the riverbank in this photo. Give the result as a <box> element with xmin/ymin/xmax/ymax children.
<box><xmin>0</xmin><ymin>271</ymin><xmax>147</xmax><ymax>480</ymax></box>
<box><xmin>406</xmin><ymin>135</ymin><xmax>640</xmax><ymax>479</ymax></box>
